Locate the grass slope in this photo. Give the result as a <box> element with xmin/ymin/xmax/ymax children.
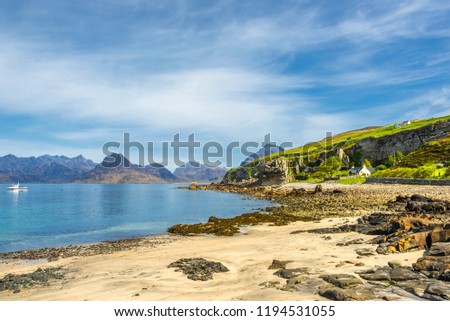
<box><xmin>401</xmin><ymin>137</ymin><xmax>450</xmax><ymax>167</ymax></box>
<box><xmin>269</xmin><ymin>115</ymin><xmax>450</xmax><ymax>160</ymax></box>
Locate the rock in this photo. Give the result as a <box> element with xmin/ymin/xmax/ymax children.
<box><xmin>390</xmin><ymin>268</ymin><xmax>423</xmax><ymax>282</ymax></box>
<box><xmin>424</xmin><ymin>282</ymin><xmax>450</xmax><ymax>300</ymax></box>
<box><xmin>0</xmin><ymin>267</ymin><xmax>64</xmax><ymax>293</ymax></box>
<box><xmin>427</xmin><ymin>226</ymin><xmax>450</xmax><ymax>244</ymax></box>
<box><xmin>412</xmin><ymin>256</ymin><xmax>450</xmax><ymax>281</ymax></box>
<box><xmin>259</xmin><ymin>281</ymin><xmax>280</xmax><ymax>289</ymax></box>
<box><xmin>318</xmin><ymin>287</ymin><xmax>375</xmax><ymax>301</ymax></box>
<box><xmin>300</xmin><ymin>224</ymin><xmax>356</xmax><ymax>235</ymax></box>
<box><xmin>424</xmin><ymin>243</ymin><xmax>450</xmax><ymax>256</ymax></box>
<box><xmin>336</xmin><ymin>238</ymin><xmax>364</xmax><ymax>246</ymax></box>
<box><xmin>320</xmin><ymin>274</ymin><xmax>363</xmax><ymax>288</ymax></box>
<box><xmin>280</xmin><ymin>276</ymin><xmax>305</xmax><ymax>292</ymax></box>
<box><xmin>168</xmin><ymin>258</ymin><xmax>229</xmax><ymax>281</ymax></box>
<box><xmin>382</xmin><ymin>232</ymin><xmax>429</xmax><ymax>254</ymax></box>
<box><xmin>268</xmin><ymin>260</ymin><xmax>294</xmax><ymax>270</ymax></box>
<box><xmin>388</xmin><ymin>261</ymin><xmax>409</xmax><ymax>269</ymax></box>
<box><xmin>395</xmin><ymin>279</ymin><xmax>433</xmax><ymax>298</ymax></box>
<box><xmin>357</xmin><ymin>266</ymin><xmax>392</xmax><ymax>282</ymax></box>
<box><xmin>406</xmin><ymin>198</ymin><xmax>449</xmax><ymax>213</ymax></box>
<box><xmin>188</xmin><ymin>182</ymin><xmax>199</xmax><ymax>190</ymax></box>
<box><xmin>273</xmin><ymin>268</ymin><xmax>310</xmax><ymax>279</ymax></box>
<box><xmin>355</xmin><ymin>248</ymin><xmax>375</xmax><ymax>256</ymax></box>
<box><xmin>314</xmin><ymin>184</ymin><xmax>323</xmax><ymax>193</ymax></box>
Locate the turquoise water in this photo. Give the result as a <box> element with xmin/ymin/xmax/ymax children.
<box><xmin>0</xmin><ymin>184</ymin><xmax>272</xmax><ymax>253</ymax></box>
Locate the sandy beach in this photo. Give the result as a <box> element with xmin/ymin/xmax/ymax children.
<box><xmin>1</xmin><ymin>182</ymin><xmax>449</xmax><ymax>301</ymax></box>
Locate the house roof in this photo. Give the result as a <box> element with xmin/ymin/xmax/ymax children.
<box><xmin>349</xmin><ymin>166</ymin><xmax>374</xmax><ymax>174</ymax></box>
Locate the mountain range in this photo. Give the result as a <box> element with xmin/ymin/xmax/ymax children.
<box><xmin>0</xmin><ymin>153</ymin><xmax>228</xmax><ymax>184</ymax></box>
<box><xmin>173</xmin><ymin>161</ymin><xmax>228</xmax><ymax>182</ymax></box>
<box><xmin>0</xmin><ymin>154</ymin><xmax>96</xmax><ymax>183</ymax></box>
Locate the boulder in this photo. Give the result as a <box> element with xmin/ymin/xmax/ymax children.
<box><xmin>318</xmin><ymin>287</ymin><xmax>375</xmax><ymax>301</ymax></box>
<box><xmin>268</xmin><ymin>259</ymin><xmax>294</xmax><ymax>270</ymax></box>
<box><xmin>320</xmin><ymin>274</ymin><xmax>363</xmax><ymax>288</ymax></box>
<box><xmin>168</xmin><ymin>258</ymin><xmax>229</xmax><ymax>281</ymax></box>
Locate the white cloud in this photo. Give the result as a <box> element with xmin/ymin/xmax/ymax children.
<box><xmin>0</xmin><ymin>0</ymin><xmax>449</xmax><ymax>161</ymax></box>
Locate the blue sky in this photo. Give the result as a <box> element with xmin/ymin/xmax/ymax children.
<box><xmin>0</xmin><ymin>0</ymin><xmax>450</xmax><ymax>167</ymax></box>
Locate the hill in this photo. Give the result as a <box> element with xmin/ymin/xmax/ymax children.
<box><xmin>222</xmin><ymin>115</ymin><xmax>450</xmax><ymax>185</ymax></box>
<box><xmin>77</xmin><ymin>153</ymin><xmax>178</xmax><ymax>184</ymax></box>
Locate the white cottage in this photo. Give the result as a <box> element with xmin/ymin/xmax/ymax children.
<box><xmin>348</xmin><ymin>165</ymin><xmax>373</xmax><ymax>177</ymax></box>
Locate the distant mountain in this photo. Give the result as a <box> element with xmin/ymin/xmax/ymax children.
<box><xmin>0</xmin><ymin>154</ymin><xmax>97</xmax><ymax>183</ymax></box>
<box><xmin>77</xmin><ymin>153</ymin><xmax>177</xmax><ymax>184</ymax></box>
<box><xmin>240</xmin><ymin>144</ymin><xmax>285</xmax><ymax>166</ymax></box>
<box><xmin>173</xmin><ymin>161</ymin><xmax>228</xmax><ymax>182</ymax></box>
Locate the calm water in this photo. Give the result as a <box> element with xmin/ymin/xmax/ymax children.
<box><xmin>0</xmin><ymin>184</ymin><xmax>272</xmax><ymax>253</ymax></box>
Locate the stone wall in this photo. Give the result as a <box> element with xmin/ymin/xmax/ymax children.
<box><xmin>366</xmin><ymin>177</ymin><xmax>450</xmax><ymax>186</ymax></box>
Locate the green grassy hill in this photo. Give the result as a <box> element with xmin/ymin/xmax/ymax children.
<box><xmin>276</xmin><ymin>115</ymin><xmax>450</xmax><ymax>159</ymax></box>
<box><xmin>401</xmin><ymin>137</ymin><xmax>450</xmax><ymax>167</ymax></box>
<box><xmin>223</xmin><ymin>115</ymin><xmax>450</xmax><ymax>184</ymax></box>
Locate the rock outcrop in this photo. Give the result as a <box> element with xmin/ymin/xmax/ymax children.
<box><xmin>168</xmin><ymin>258</ymin><xmax>229</xmax><ymax>281</ymax></box>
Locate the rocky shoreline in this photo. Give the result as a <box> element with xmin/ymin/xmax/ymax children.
<box><xmin>171</xmin><ymin>182</ymin><xmax>450</xmax><ymax>300</ymax></box>
<box><xmin>0</xmin><ymin>234</ymin><xmax>179</xmax><ymax>262</ymax></box>
<box><xmin>1</xmin><ymin>182</ymin><xmax>449</xmax><ymax>300</ymax></box>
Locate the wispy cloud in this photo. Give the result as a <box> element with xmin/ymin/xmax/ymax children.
<box><xmin>0</xmin><ymin>0</ymin><xmax>449</xmax><ymax>161</ymax></box>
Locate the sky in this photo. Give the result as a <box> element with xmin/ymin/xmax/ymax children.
<box><xmin>0</xmin><ymin>0</ymin><xmax>450</xmax><ymax>168</ymax></box>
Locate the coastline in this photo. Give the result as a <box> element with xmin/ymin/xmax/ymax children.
<box><xmin>1</xmin><ymin>182</ymin><xmax>449</xmax><ymax>301</ymax></box>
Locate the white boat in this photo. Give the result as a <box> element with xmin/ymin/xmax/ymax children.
<box><xmin>7</xmin><ymin>182</ymin><xmax>29</xmax><ymax>191</ymax></box>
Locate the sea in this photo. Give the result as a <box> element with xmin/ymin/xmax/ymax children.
<box><xmin>0</xmin><ymin>184</ymin><xmax>273</xmax><ymax>253</ymax></box>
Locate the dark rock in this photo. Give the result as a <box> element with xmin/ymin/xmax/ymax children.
<box><xmin>300</xmin><ymin>224</ymin><xmax>356</xmax><ymax>235</ymax></box>
<box><xmin>0</xmin><ymin>267</ymin><xmax>65</xmax><ymax>293</ymax></box>
<box><xmin>390</xmin><ymin>268</ymin><xmax>424</xmax><ymax>282</ymax></box>
<box><xmin>424</xmin><ymin>283</ymin><xmax>450</xmax><ymax>300</ymax></box>
<box><xmin>388</xmin><ymin>261</ymin><xmax>409</xmax><ymax>269</ymax></box>
<box><xmin>268</xmin><ymin>260</ymin><xmax>294</xmax><ymax>270</ymax></box>
<box><xmin>314</xmin><ymin>184</ymin><xmax>323</xmax><ymax>193</ymax></box>
<box><xmin>280</xmin><ymin>276</ymin><xmax>306</xmax><ymax>292</ymax></box>
<box><xmin>318</xmin><ymin>287</ymin><xmax>375</xmax><ymax>301</ymax></box>
<box><xmin>406</xmin><ymin>196</ymin><xmax>449</xmax><ymax>213</ymax></box>
<box><xmin>357</xmin><ymin>266</ymin><xmax>392</xmax><ymax>282</ymax></box>
<box><xmin>320</xmin><ymin>274</ymin><xmax>363</xmax><ymax>288</ymax></box>
<box><xmin>273</xmin><ymin>268</ymin><xmax>310</xmax><ymax>279</ymax></box>
<box><xmin>412</xmin><ymin>256</ymin><xmax>450</xmax><ymax>281</ymax></box>
<box><xmin>424</xmin><ymin>242</ymin><xmax>450</xmax><ymax>257</ymax></box>
<box><xmin>336</xmin><ymin>238</ymin><xmax>364</xmax><ymax>247</ymax></box>
<box><xmin>168</xmin><ymin>258</ymin><xmax>229</xmax><ymax>281</ymax></box>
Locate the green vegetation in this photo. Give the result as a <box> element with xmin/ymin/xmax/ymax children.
<box><xmin>223</xmin><ymin>166</ymin><xmax>257</xmax><ymax>182</ymax></box>
<box><xmin>373</xmin><ymin>166</ymin><xmax>437</xmax><ymax>179</ymax></box>
<box><xmin>401</xmin><ymin>137</ymin><xmax>450</xmax><ymax>167</ymax></box>
<box><xmin>338</xmin><ymin>176</ymin><xmax>366</xmax><ymax>184</ymax></box>
<box><xmin>229</xmin><ymin>115</ymin><xmax>450</xmax><ymax>183</ymax></box>
<box><xmin>316</xmin><ymin>156</ymin><xmax>344</xmax><ymax>179</ymax></box>
<box><xmin>268</xmin><ymin>115</ymin><xmax>450</xmax><ymax>160</ymax></box>
<box><xmin>363</xmin><ymin>159</ymin><xmax>372</xmax><ymax>168</ymax></box>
